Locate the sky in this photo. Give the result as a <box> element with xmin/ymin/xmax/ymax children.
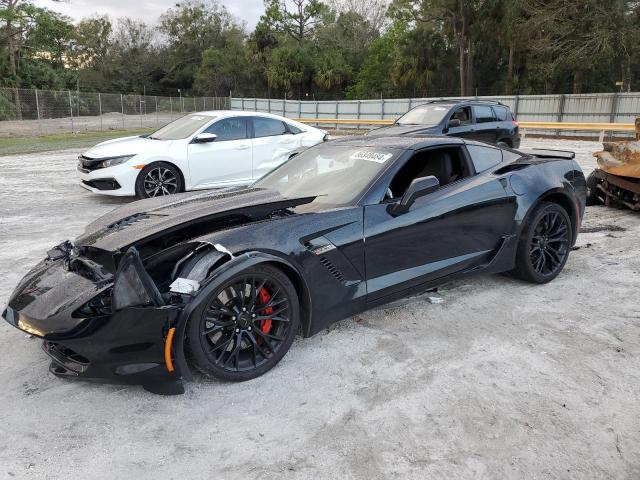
<box><xmin>38</xmin><ymin>0</ymin><xmax>266</xmax><ymax>29</ymax></box>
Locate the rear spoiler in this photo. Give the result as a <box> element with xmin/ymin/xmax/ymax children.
<box><xmin>519</xmin><ymin>148</ymin><xmax>575</xmax><ymax>160</ymax></box>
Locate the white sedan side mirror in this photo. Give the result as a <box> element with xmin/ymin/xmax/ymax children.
<box><xmin>193</xmin><ymin>133</ymin><xmax>217</xmax><ymax>143</ymax></box>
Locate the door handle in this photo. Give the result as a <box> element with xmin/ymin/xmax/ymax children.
<box><xmin>236</xmin><ymin>144</ymin><xmax>250</xmax><ymax>150</ymax></box>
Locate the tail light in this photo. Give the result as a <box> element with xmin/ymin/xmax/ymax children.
<box><xmin>512</xmin><ymin>120</ymin><xmax>520</xmax><ymax>128</ymax></box>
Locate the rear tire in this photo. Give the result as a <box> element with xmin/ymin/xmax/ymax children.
<box><xmin>135</xmin><ymin>162</ymin><xmax>183</xmax><ymax>199</ymax></box>
<box><xmin>511</xmin><ymin>202</ymin><xmax>572</xmax><ymax>284</ymax></box>
<box><xmin>185</xmin><ymin>265</ymin><xmax>300</xmax><ymax>382</ymax></box>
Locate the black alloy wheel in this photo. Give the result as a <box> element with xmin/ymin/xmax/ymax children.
<box><xmin>512</xmin><ymin>202</ymin><xmax>572</xmax><ymax>283</ymax></box>
<box><xmin>186</xmin><ymin>265</ymin><xmax>300</xmax><ymax>381</ymax></box>
<box><xmin>135</xmin><ymin>162</ymin><xmax>182</xmax><ymax>198</ymax></box>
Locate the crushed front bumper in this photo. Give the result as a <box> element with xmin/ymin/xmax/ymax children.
<box><xmin>2</xmin><ymin>246</ymin><xmax>190</xmax><ymax>395</ymax></box>
<box><xmin>3</xmin><ymin>303</ymin><xmax>186</xmax><ymax>395</ymax></box>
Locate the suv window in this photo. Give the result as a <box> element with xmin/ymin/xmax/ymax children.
<box><xmin>204</xmin><ymin>117</ymin><xmax>247</xmax><ymax>141</ymax></box>
<box><xmin>254</xmin><ymin>117</ymin><xmax>287</xmax><ymax>137</ymax></box>
<box><xmin>467</xmin><ymin>145</ymin><xmax>502</xmax><ymax>172</ymax></box>
<box><xmin>450</xmin><ymin>107</ymin><xmax>472</xmax><ymax>125</ymax></box>
<box><xmin>493</xmin><ymin>106</ymin><xmax>510</xmax><ymax>121</ymax></box>
<box><xmin>473</xmin><ymin>105</ymin><xmax>496</xmax><ymax>124</ymax></box>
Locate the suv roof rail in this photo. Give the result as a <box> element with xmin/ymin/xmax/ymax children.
<box><xmin>424</xmin><ymin>98</ymin><xmax>508</xmax><ymax>107</ymax></box>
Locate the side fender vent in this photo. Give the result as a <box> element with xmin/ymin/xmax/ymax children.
<box><xmin>494</xmin><ymin>163</ymin><xmax>530</xmax><ymax>175</ymax></box>
<box><xmin>319</xmin><ymin>256</ymin><xmax>345</xmax><ymax>283</ymax></box>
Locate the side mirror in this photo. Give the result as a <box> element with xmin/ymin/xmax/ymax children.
<box><xmin>193</xmin><ymin>133</ymin><xmax>217</xmax><ymax>143</ymax></box>
<box><xmin>389</xmin><ymin>175</ymin><xmax>440</xmax><ymax>216</ymax></box>
<box><xmin>448</xmin><ymin>118</ymin><xmax>461</xmax><ymax>128</ymax></box>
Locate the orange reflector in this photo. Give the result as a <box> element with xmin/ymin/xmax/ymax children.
<box><xmin>132</xmin><ymin>164</ymin><xmax>146</xmax><ymax>170</ymax></box>
<box><xmin>164</xmin><ymin>327</ymin><xmax>176</xmax><ymax>372</ymax></box>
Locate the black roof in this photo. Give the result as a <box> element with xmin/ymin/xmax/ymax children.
<box><xmin>329</xmin><ymin>135</ymin><xmax>464</xmax><ymax>151</ymax></box>
<box><xmin>412</xmin><ymin>99</ymin><xmax>508</xmax><ymax>108</ymax></box>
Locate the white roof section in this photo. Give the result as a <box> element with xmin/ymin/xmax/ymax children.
<box><xmin>192</xmin><ymin>110</ymin><xmax>292</xmax><ymax>119</ymax></box>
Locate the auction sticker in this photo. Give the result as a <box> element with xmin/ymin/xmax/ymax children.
<box><xmin>350</xmin><ymin>150</ymin><xmax>393</xmax><ymax>163</ymax></box>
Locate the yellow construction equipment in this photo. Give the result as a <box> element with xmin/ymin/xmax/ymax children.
<box><xmin>590</xmin><ymin>119</ymin><xmax>640</xmax><ymax>210</ymax></box>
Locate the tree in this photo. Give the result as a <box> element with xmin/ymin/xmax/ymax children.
<box><xmin>325</xmin><ymin>0</ymin><xmax>390</xmax><ymax>31</ymax></box>
<box><xmin>194</xmin><ymin>29</ymin><xmax>257</xmax><ymax>96</ymax></box>
<box><xmin>262</xmin><ymin>0</ymin><xmax>326</xmax><ymax>43</ymax></box>
<box><xmin>160</xmin><ymin>0</ymin><xmax>243</xmax><ymax>90</ymax></box>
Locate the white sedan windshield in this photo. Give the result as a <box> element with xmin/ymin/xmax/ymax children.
<box><xmin>254</xmin><ymin>144</ymin><xmax>401</xmax><ymax>206</ymax></box>
<box><xmin>149</xmin><ymin>115</ymin><xmax>215</xmax><ymax>140</ymax></box>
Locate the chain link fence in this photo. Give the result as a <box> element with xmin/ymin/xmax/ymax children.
<box><xmin>0</xmin><ymin>88</ymin><xmax>231</xmax><ymax>138</ymax></box>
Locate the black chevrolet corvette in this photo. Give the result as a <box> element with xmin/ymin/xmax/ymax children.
<box><xmin>3</xmin><ymin>136</ymin><xmax>586</xmax><ymax>394</ymax></box>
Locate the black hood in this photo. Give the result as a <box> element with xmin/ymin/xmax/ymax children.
<box><xmin>368</xmin><ymin>124</ymin><xmax>441</xmax><ymax>136</ymax></box>
<box><xmin>75</xmin><ymin>188</ymin><xmax>316</xmax><ymax>252</ymax></box>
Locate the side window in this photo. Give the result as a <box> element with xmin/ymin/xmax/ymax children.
<box><xmin>467</xmin><ymin>145</ymin><xmax>503</xmax><ymax>173</ymax></box>
<box><xmin>286</xmin><ymin>123</ymin><xmax>304</xmax><ymax>134</ymax></box>
<box><xmin>253</xmin><ymin>117</ymin><xmax>288</xmax><ymax>138</ymax></box>
<box><xmin>473</xmin><ymin>105</ymin><xmax>496</xmax><ymax>123</ymax></box>
<box><xmin>386</xmin><ymin>147</ymin><xmax>470</xmax><ymax>200</ymax></box>
<box><xmin>493</xmin><ymin>106</ymin><xmax>509</xmax><ymax>121</ymax></box>
<box><xmin>450</xmin><ymin>107</ymin><xmax>472</xmax><ymax>125</ymax></box>
<box><xmin>204</xmin><ymin>117</ymin><xmax>247</xmax><ymax>141</ymax></box>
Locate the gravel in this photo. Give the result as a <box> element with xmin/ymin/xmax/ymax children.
<box><xmin>1</xmin><ymin>139</ymin><xmax>639</xmax><ymax>479</ymax></box>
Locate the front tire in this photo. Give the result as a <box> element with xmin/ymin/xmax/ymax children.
<box><xmin>512</xmin><ymin>202</ymin><xmax>572</xmax><ymax>284</ymax></box>
<box><xmin>135</xmin><ymin>162</ymin><xmax>183</xmax><ymax>199</ymax></box>
<box><xmin>185</xmin><ymin>265</ymin><xmax>300</xmax><ymax>382</ymax></box>
<box><xmin>586</xmin><ymin>171</ymin><xmax>604</xmax><ymax>206</ymax></box>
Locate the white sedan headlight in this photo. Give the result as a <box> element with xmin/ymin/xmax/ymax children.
<box><xmin>99</xmin><ymin>155</ymin><xmax>136</xmax><ymax>169</ymax></box>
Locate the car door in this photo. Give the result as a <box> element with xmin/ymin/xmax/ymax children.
<box><xmin>471</xmin><ymin>105</ymin><xmax>499</xmax><ymax>143</ymax></box>
<box><xmin>187</xmin><ymin>116</ymin><xmax>252</xmax><ymax>188</ymax></box>
<box><xmin>445</xmin><ymin>106</ymin><xmax>475</xmax><ymax>140</ymax></box>
<box><xmin>363</xmin><ymin>145</ymin><xmax>517</xmax><ymax>301</ymax></box>
<box><xmin>250</xmin><ymin>116</ymin><xmax>299</xmax><ymax>180</ymax></box>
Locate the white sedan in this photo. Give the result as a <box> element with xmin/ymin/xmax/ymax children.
<box><xmin>77</xmin><ymin>111</ymin><xmax>327</xmax><ymax>198</ymax></box>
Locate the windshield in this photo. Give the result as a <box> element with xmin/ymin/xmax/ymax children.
<box><xmin>254</xmin><ymin>144</ymin><xmax>401</xmax><ymax>207</ymax></box>
<box><xmin>396</xmin><ymin>104</ymin><xmax>451</xmax><ymax>126</ymax></box>
<box><xmin>149</xmin><ymin>114</ymin><xmax>215</xmax><ymax>140</ymax></box>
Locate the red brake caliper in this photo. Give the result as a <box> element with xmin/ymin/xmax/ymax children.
<box><xmin>258</xmin><ymin>287</ymin><xmax>273</xmax><ymax>334</ymax></box>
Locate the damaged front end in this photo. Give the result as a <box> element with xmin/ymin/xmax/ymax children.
<box><xmin>2</xmin><ymin>240</ymin><xmax>231</xmax><ymax>395</ymax></box>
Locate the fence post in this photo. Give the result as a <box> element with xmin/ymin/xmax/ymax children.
<box><xmin>357</xmin><ymin>100</ymin><xmax>361</xmax><ymax>131</ymax></box>
<box><xmin>297</xmin><ymin>99</ymin><xmax>301</xmax><ymax>120</ymax></box>
<box><xmin>120</xmin><ymin>94</ymin><xmax>125</xmax><ymax>128</ymax></box>
<box><xmin>557</xmin><ymin>94</ymin><xmax>566</xmax><ymax>122</ymax></box>
<box><xmin>34</xmin><ymin>88</ymin><xmax>41</xmax><ymax>135</ymax></box>
<box><xmin>609</xmin><ymin>92</ymin><xmax>619</xmax><ymax>124</ymax></box>
<box><xmin>193</xmin><ymin>96</ymin><xmax>196</xmax><ymax>112</ymax></box>
<box><xmin>98</xmin><ymin>93</ymin><xmax>102</xmax><ymax>131</ymax></box>
<box><xmin>557</xmin><ymin>94</ymin><xmax>566</xmax><ymax>137</ymax></box>
<box><xmin>170</xmin><ymin>97</ymin><xmax>173</xmax><ymax>120</ymax></box>
<box><xmin>268</xmin><ymin>97</ymin><xmax>271</xmax><ymax>113</ymax></box>
<box><xmin>381</xmin><ymin>97</ymin><xmax>385</xmax><ymax>120</ymax></box>
<box><xmin>68</xmin><ymin>90</ymin><xmax>74</xmax><ymax>133</ymax></box>
<box><xmin>155</xmin><ymin>96</ymin><xmax>158</xmax><ymax>126</ymax></box>
<box><xmin>139</xmin><ymin>95</ymin><xmax>143</xmax><ymax>128</ymax></box>
<box><xmin>254</xmin><ymin>98</ymin><xmax>257</xmax><ymax>111</ymax></box>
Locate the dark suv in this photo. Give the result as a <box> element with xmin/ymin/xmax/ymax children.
<box><xmin>369</xmin><ymin>99</ymin><xmax>521</xmax><ymax>148</ymax></box>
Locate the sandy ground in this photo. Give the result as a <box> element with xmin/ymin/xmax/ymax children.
<box><xmin>0</xmin><ymin>139</ymin><xmax>639</xmax><ymax>479</ymax></box>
